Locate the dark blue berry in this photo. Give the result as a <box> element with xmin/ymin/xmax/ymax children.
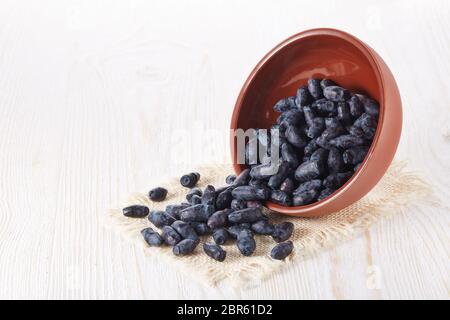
<box><xmin>203</xmin><ymin>243</ymin><xmax>226</xmax><ymax>262</ymax></box>
<box><xmin>161</xmin><ymin>226</ymin><xmax>182</xmax><ymax>246</ymax></box>
<box><xmin>123</xmin><ymin>205</ymin><xmax>149</xmax><ymax>218</ymax></box>
<box><xmin>230</xmin><ymin>199</ymin><xmax>247</xmax><ymax>210</ymax></box>
<box><xmin>310</xmin><ymin>148</ymin><xmax>329</xmax><ymax>166</ymax></box>
<box><xmin>279</xmin><ymin>177</ymin><xmax>295</xmax><ymax>193</ymax></box>
<box><xmin>325</xmin><ymin>117</ymin><xmax>343</xmax><ymax>130</ymax></box>
<box><xmin>273</xmin><ymin>96</ymin><xmax>297</xmax><ymax>112</ymax></box>
<box><xmin>233</xmin><ymin>168</ymin><xmax>251</xmax><ymax>186</ymax></box>
<box><xmin>304</xmin><ymin>138</ymin><xmax>319</xmax><ymax>157</ymax></box>
<box><xmin>327</xmin><ymin>147</ymin><xmax>345</xmax><ymax>173</ymax></box>
<box><xmin>281</xmin><ymin>143</ymin><xmax>299</xmax><ymax>169</ymax></box>
<box><xmin>323</xmin><ymin>172</ymin><xmax>353</xmax><ymax>189</ymax></box>
<box><xmin>346</xmin><ymin>124</ymin><xmax>365</xmax><ymax>138</ymax></box>
<box><xmin>231</xmin><ymin>186</ymin><xmax>270</xmax><ymax>201</ymax></box>
<box><xmin>358</xmin><ymin>94</ymin><xmax>380</xmax><ymax>117</ymax></box>
<box><xmin>225</xmin><ymin>174</ymin><xmax>236</xmax><ymax>184</ymax></box>
<box><xmin>251</xmin><ymin>220</ymin><xmax>275</xmax><ymax>235</ymax></box>
<box><xmin>343</xmin><ymin>146</ymin><xmax>369</xmax><ymax>165</ymax></box>
<box><xmin>359</xmin><ymin>113</ymin><xmax>378</xmax><ymax>139</ymax></box>
<box><xmin>285</xmin><ymin>125</ymin><xmax>308</xmax><ymax>149</ymax></box>
<box><xmin>238</xmin><ymin>223</ymin><xmax>252</xmax><ymax>230</ymax></box>
<box><xmin>247</xmin><ymin>178</ymin><xmax>265</xmax><ymax>189</ymax></box>
<box><xmin>207</xmin><ymin>209</ymin><xmax>230</xmax><ymax>229</ymax></box>
<box><xmin>294</xmin><ymin>160</ymin><xmax>325</xmax><ymax>182</ymax></box>
<box><xmin>303</xmin><ymin>105</ymin><xmax>315</xmax><ymax>127</ymax></box>
<box><xmin>201</xmin><ymin>185</ymin><xmax>216</xmax><ymax>206</ymax></box>
<box><xmin>293</xmin><ymin>179</ymin><xmax>322</xmax><ymax>195</ymax></box>
<box><xmin>270</xmin><ymin>241</ymin><xmax>293</xmax><ymax>260</ymax></box>
<box><xmin>149</xmin><ymin>210</ymin><xmax>175</xmax><ymax>228</ymax></box>
<box><xmin>296</xmin><ymin>85</ymin><xmax>312</xmax><ymax>107</ymax></box>
<box><xmin>337</xmin><ymin>101</ymin><xmax>352</xmax><ymax>125</ymax></box>
<box><xmin>228</xmin><ymin>207</ymin><xmax>265</xmax><ymax>224</ymax></box>
<box><xmin>171</xmin><ymin>220</ymin><xmax>199</xmax><ymax>241</ymax></box>
<box><xmin>316</xmin><ymin>126</ymin><xmax>345</xmax><ymax>149</ymax></box>
<box><xmin>292</xmin><ymin>189</ymin><xmax>320</xmax><ymax>206</ymax></box>
<box><xmin>148</xmin><ymin>187</ymin><xmax>168</xmax><ymax>202</ymax></box>
<box><xmin>186</xmin><ymin>187</ymin><xmax>202</xmax><ymax>202</ymax></box>
<box><xmin>329</xmin><ymin>134</ymin><xmax>366</xmax><ymax>149</ymax></box>
<box><xmin>272</xmin><ymin>222</ymin><xmax>294</xmax><ymax>242</ymax></box>
<box><xmin>246</xmin><ymin>200</ymin><xmax>263</xmax><ymax>209</ymax></box>
<box><xmin>237</xmin><ymin>235</ymin><xmax>256</xmax><ymax>256</ymax></box>
<box><xmin>180</xmin><ymin>173</ymin><xmax>198</xmax><ymax>188</ymax></box>
<box><xmin>173</xmin><ymin>239</ymin><xmax>199</xmax><ymax>256</ymax></box>
<box><xmin>323</xmin><ymin>86</ymin><xmax>349</xmax><ymax>101</ymax></box>
<box><xmin>189</xmin><ymin>222</ymin><xmax>212</xmax><ymax>235</ymax></box>
<box><xmin>307</xmin><ymin>117</ymin><xmax>326</xmax><ymax>138</ymax></box>
<box><xmin>267</xmin><ymin>161</ymin><xmax>291</xmax><ymax>190</ymax></box>
<box><xmin>179</xmin><ymin>204</ymin><xmax>210</xmax><ymax>222</ymax></box>
<box><xmin>215</xmin><ymin>189</ymin><xmax>233</xmax><ymax>210</ymax></box>
<box><xmin>308</xmin><ymin>79</ymin><xmax>323</xmax><ymax>99</ymax></box>
<box><xmin>348</xmin><ymin>95</ymin><xmax>364</xmax><ymax>118</ymax></box>
<box><xmin>165</xmin><ymin>204</ymin><xmax>190</xmax><ymax>220</ymax></box>
<box><xmin>270</xmin><ymin>190</ymin><xmax>292</xmax><ymax>206</ymax></box>
<box><xmin>212</xmin><ymin>228</ymin><xmax>229</xmax><ymax>245</ymax></box>
<box><xmin>227</xmin><ymin>225</ymin><xmax>253</xmax><ymax>239</ymax></box>
<box><xmin>313</xmin><ymin>99</ymin><xmax>337</xmax><ymax>116</ymax></box>
<box><xmin>278</xmin><ymin>109</ymin><xmax>304</xmax><ymax>128</ymax></box>
<box><xmin>214</xmin><ymin>186</ymin><xmax>229</xmax><ymax>196</ymax></box>
<box><xmin>141</xmin><ymin>227</ymin><xmax>163</xmax><ymax>246</ymax></box>
<box><xmin>189</xmin><ymin>194</ymin><xmax>202</xmax><ymax>205</ymax></box>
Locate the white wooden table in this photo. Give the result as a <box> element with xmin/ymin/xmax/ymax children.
<box><xmin>0</xmin><ymin>0</ymin><xmax>448</xmax><ymax>299</ymax></box>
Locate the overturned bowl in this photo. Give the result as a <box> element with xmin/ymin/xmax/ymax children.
<box><xmin>230</xmin><ymin>28</ymin><xmax>402</xmax><ymax>217</ymax></box>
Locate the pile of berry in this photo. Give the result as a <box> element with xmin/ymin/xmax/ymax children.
<box><xmin>245</xmin><ymin>78</ymin><xmax>379</xmax><ymax>206</ymax></box>
<box><xmin>123</xmin><ymin>171</ymin><xmax>293</xmax><ymax>262</ymax></box>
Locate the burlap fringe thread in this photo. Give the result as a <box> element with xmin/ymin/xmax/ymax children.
<box><xmin>106</xmin><ymin>161</ymin><xmax>429</xmax><ymax>288</ymax></box>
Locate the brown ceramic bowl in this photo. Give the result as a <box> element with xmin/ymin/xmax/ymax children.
<box><xmin>230</xmin><ymin>28</ymin><xmax>402</xmax><ymax>217</ymax></box>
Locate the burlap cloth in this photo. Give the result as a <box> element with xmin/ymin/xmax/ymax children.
<box><xmin>106</xmin><ymin>161</ymin><xmax>429</xmax><ymax>288</ymax></box>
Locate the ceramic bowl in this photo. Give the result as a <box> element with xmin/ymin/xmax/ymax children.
<box><xmin>230</xmin><ymin>28</ymin><xmax>402</xmax><ymax>217</ymax></box>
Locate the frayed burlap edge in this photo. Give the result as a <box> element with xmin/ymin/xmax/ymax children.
<box><xmin>105</xmin><ymin>161</ymin><xmax>430</xmax><ymax>288</ymax></box>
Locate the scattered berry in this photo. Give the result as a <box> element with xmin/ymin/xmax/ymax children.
<box><xmin>270</xmin><ymin>241</ymin><xmax>293</xmax><ymax>260</ymax></box>
<box><xmin>173</xmin><ymin>239</ymin><xmax>199</xmax><ymax>256</ymax></box>
<box><xmin>237</xmin><ymin>235</ymin><xmax>256</xmax><ymax>256</ymax></box>
<box><xmin>123</xmin><ymin>205</ymin><xmax>149</xmax><ymax>218</ymax></box>
<box><xmin>161</xmin><ymin>226</ymin><xmax>182</xmax><ymax>246</ymax></box>
<box><xmin>180</xmin><ymin>173</ymin><xmax>199</xmax><ymax>188</ymax></box>
<box><xmin>149</xmin><ymin>210</ymin><xmax>175</xmax><ymax>228</ymax></box>
<box><xmin>203</xmin><ymin>243</ymin><xmax>226</xmax><ymax>262</ymax></box>
<box><xmin>148</xmin><ymin>187</ymin><xmax>168</xmax><ymax>202</ymax></box>
<box><xmin>141</xmin><ymin>227</ymin><xmax>163</xmax><ymax>246</ymax></box>
<box><xmin>272</xmin><ymin>222</ymin><xmax>294</xmax><ymax>243</ymax></box>
<box><xmin>212</xmin><ymin>228</ymin><xmax>229</xmax><ymax>245</ymax></box>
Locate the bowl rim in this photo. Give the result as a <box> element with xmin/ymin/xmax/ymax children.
<box><xmin>230</xmin><ymin>28</ymin><xmax>386</xmax><ymax>216</ymax></box>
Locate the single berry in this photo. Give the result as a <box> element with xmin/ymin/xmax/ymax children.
<box><xmin>203</xmin><ymin>243</ymin><xmax>226</xmax><ymax>262</ymax></box>
<box><xmin>148</xmin><ymin>187</ymin><xmax>168</xmax><ymax>202</ymax></box>
<box><xmin>180</xmin><ymin>173</ymin><xmax>198</xmax><ymax>188</ymax></box>
<box><xmin>270</xmin><ymin>241</ymin><xmax>293</xmax><ymax>260</ymax></box>
<box><xmin>123</xmin><ymin>205</ymin><xmax>149</xmax><ymax>218</ymax></box>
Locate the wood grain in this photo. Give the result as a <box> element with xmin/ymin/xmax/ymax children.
<box><xmin>0</xmin><ymin>0</ymin><xmax>448</xmax><ymax>299</ymax></box>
